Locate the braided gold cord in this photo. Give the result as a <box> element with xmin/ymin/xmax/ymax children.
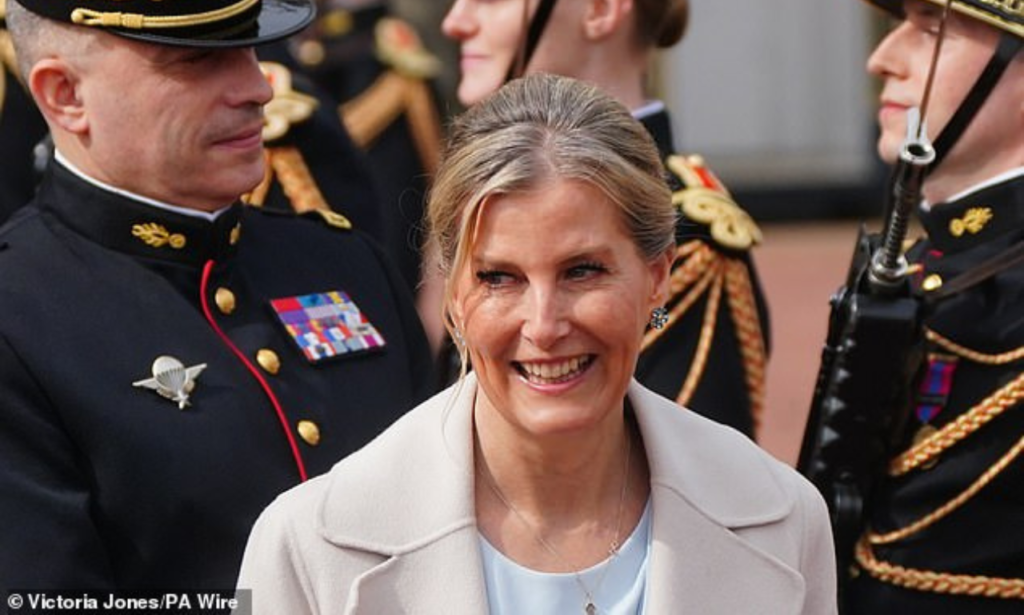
<box><xmin>403</xmin><ymin>77</ymin><xmax>442</xmax><ymax>175</ymax></box>
<box><xmin>871</xmin><ymin>433</ymin><xmax>1024</xmax><ymax>545</ymax></box>
<box><xmin>71</xmin><ymin>0</ymin><xmax>258</xmax><ymax>29</ymax></box>
<box><xmin>856</xmin><ymin>536</ymin><xmax>1024</xmax><ymax>599</ymax></box>
<box><xmin>926</xmin><ymin>328</ymin><xmax>1024</xmax><ymax>365</ymax></box>
<box><xmin>241</xmin><ymin>150</ymin><xmax>274</xmax><ymax>207</ymax></box>
<box><xmin>890</xmin><ymin>372</ymin><xmax>1024</xmax><ymax>475</ymax></box>
<box><xmin>268</xmin><ymin>146</ymin><xmax>330</xmax><ymax>214</ymax></box>
<box><xmin>723</xmin><ymin>259</ymin><xmax>767</xmax><ymax>431</ymax></box>
<box><xmin>641</xmin><ymin>242</ymin><xmax>716</xmax><ymax>352</ymax></box>
<box><xmin>677</xmin><ymin>261</ymin><xmax>724</xmax><ymax>407</ymax></box>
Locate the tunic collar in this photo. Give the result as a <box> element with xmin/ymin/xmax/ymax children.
<box><xmin>37</xmin><ymin>160</ymin><xmax>244</xmax><ymax>268</ymax></box>
<box><xmin>918</xmin><ymin>172</ymin><xmax>1024</xmax><ymax>255</ymax></box>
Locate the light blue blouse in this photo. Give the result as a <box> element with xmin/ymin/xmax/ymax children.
<box><xmin>479</xmin><ymin>500</ymin><xmax>652</xmax><ymax>615</ymax></box>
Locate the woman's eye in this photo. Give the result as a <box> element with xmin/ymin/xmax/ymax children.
<box><xmin>476</xmin><ymin>270</ymin><xmax>515</xmax><ymax>287</ymax></box>
<box><xmin>566</xmin><ymin>262</ymin><xmax>607</xmax><ymax>280</ymax></box>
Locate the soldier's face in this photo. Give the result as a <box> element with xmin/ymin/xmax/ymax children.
<box><xmin>442</xmin><ymin>0</ymin><xmax>585</xmax><ymax>107</ymax></box>
<box><xmin>443</xmin><ymin>0</ymin><xmax>527</xmax><ymax>106</ymax></box>
<box><xmin>78</xmin><ymin>38</ymin><xmax>273</xmax><ymax>211</ymax></box>
<box><xmin>867</xmin><ymin>0</ymin><xmax>1024</xmax><ymax>199</ymax></box>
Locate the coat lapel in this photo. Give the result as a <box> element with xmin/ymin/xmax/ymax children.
<box><xmin>645</xmin><ymin>488</ymin><xmax>806</xmax><ymax>614</ymax></box>
<box><xmin>631</xmin><ymin>381</ymin><xmax>807</xmax><ymax>614</ymax></box>
<box><xmin>345</xmin><ymin>527</ymin><xmax>490</xmax><ymax>615</ymax></box>
<box><xmin>318</xmin><ymin>377</ymin><xmax>490</xmax><ymax>614</ymax></box>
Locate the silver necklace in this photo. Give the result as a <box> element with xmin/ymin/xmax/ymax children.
<box><xmin>479</xmin><ymin>428</ymin><xmax>633</xmax><ymax>615</ymax></box>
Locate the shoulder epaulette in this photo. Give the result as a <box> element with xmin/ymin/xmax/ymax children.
<box><xmin>303</xmin><ymin>208</ymin><xmax>352</xmax><ymax>231</ymax></box>
<box><xmin>340</xmin><ymin>27</ymin><xmax>443</xmax><ymax>174</ymax></box>
<box><xmin>666</xmin><ymin>154</ymin><xmax>762</xmax><ymax>252</ymax></box>
<box><xmin>260</xmin><ymin>61</ymin><xmax>318</xmax><ymax>143</ymax></box>
<box><xmin>374</xmin><ymin>17</ymin><xmax>440</xmax><ymax>80</ymax></box>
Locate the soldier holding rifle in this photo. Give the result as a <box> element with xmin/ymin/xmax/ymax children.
<box><xmin>800</xmin><ymin>0</ymin><xmax>1023</xmax><ymax>612</ymax></box>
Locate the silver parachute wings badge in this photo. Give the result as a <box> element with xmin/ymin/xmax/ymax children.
<box><xmin>133</xmin><ymin>355</ymin><xmax>208</xmax><ymax>410</ymax></box>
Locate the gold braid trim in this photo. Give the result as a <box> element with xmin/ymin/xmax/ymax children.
<box><xmin>1</xmin><ymin>28</ymin><xmax>14</xmax><ymax>114</ymax></box>
<box><xmin>926</xmin><ymin>328</ymin><xmax>1024</xmax><ymax>365</ymax></box>
<box><xmin>241</xmin><ymin>150</ymin><xmax>273</xmax><ymax>207</ymax></box>
<box><xmin>243</xmin><ymin>147</ymin><xmax>332</xmax><ymax>214</ymax></box>
<box><xmin>267</xmin><ymin>146</ymin><xmax>329</xmax><ymax>213</ymax></box>
<box><xmin>340</xmin><ymin>71</ymin><xmax>442</xmax><ymax>176</ymax></box>
<box><xmin>71</xmin><ymin>0</ymin><xmax>258</xmax><ymax>30</ymax></box>
<box><xmin>641</xmin><ymin>240</ymin><xmax>716</xmax><ymax>351</ymax></box>
<box><xmin>403</xmin><ymin>78</ymin><xmax>441</xmax><ymax>175</ymax></box>
<box><xmin>723</xmin><ymin>259</ymin><xmax>767</xmax><ymax>431</ymax></box>
<box><xmin>342</xmin><ymin>71</ymin><xmax>406</xmax><ymax>149</ymax></box>
<box><xmin>890</xmin><ymin>371</ymin><xmax>1024</xmax><ymax>475</ymax></box>
<box><xmin>677</xmin><ymin>261</ymin><xmax>724</xmax><ymax>406</ymax></box>
<box><xmin>856</xmin><ymin>536</ymin><xmax>1024</xmax><ymax>599</ymax></box>
<box><xmin>871</xmin><ymin>433</ymin><xmax>1024</xmax><ymax>545</ymax></box>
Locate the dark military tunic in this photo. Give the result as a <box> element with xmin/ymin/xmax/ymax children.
<box><xmin>0</xmin><ymin>161</ymin><xmax>434</xmax><ymax>588</ymax></box>
<box><xmin>287</xmin><ymin>3</ymin><xmax>445</xmax><ymax>293</ymax></box>
<box><xmin>846</xmin><ymin>171</ymin><xmax>1024</xmax><ymax>614</ymax></box>
<box><xmin>0</xmin><ymin>25</ymin><xmax>48</xmax><ymax>224</ymax></box>
<box><xmin>635</xmin><ymin>107</ymin><xmax>771</xmax><ymax>437</ymax></box>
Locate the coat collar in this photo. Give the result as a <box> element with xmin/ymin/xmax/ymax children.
<box><xmin>316</xmin><ymin>374</ymin><xmax>805</xmax><ymax>613</ymax></box>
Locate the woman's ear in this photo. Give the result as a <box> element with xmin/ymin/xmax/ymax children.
<box><xmin>28</xmin><ymin>58</ymin><xmax>88</xmax><ymax>134</ymax></box>
<box><xmin>583</xmin><ymin>0</ymin><xmax>633</xmax><ymax>41</ymax></box>
<box><xmin>647</xmin><ymin>245</ymin><xmax>675</xmax><ymax>309</ymax></box>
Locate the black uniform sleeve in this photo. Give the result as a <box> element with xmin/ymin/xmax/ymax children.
<box><xmin>0</xmin><ymin>333</ymin><xmax>116</xmax><ymax>588</ymax></box>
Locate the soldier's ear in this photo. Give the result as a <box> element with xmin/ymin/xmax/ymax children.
<box><xmin>28</xmin><ymin>58</ymin><xmax>88</xmax><ymax>135</ymax></box>
<box><xmin>583</xmin><ymin>0</ymin><xmax>632</xmax><ymax>41</ymax></box>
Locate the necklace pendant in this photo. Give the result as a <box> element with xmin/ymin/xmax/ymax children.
<box><xmin>585</xmin><ymin>601</ymin><xmax>596</xmax><ymax>615</ymax></box>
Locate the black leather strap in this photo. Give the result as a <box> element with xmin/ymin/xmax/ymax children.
<box><xmin>929</xmin><ymin>34</ymin><xmax>1023</xmax><ymax>173</ymax></box>
<box><xmin>926</xmin><ymin>240</ymin><xmax>1024</xmax><ymax>304</ymax></box>
<box><xmin>505</xmin><ymin>0</ymin><xmax>558</xmax><ymax>82</ymax></box>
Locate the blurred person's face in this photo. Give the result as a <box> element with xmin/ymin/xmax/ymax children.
<box><xmin>450</xmin><ymin>177</ymin><xmax>671</xmax><ymax>441</ymax></box>
<box><xmin>72</xmin><ymin>37</ymin><xmax>273</xmax><ymax>210</ymax></box>
<box><xmin>867</xmin><ymin>0</ymin><xmax>1023</xmax><ymax>196</ymax></box>
<box><xmin>442</xmin><ymin>0</ymin><xmax>586</xmax><ymax>107</ymax></box>
<box><xmin>442</xmin><ymin>0</ymin><xmax>527</xmax><ymax>106</ymax></box>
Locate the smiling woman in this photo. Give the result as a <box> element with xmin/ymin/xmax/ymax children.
<box><xmin>237</xmin><ymin>73</ymin><xmax>838</xmax><ymax>615</ymax></box>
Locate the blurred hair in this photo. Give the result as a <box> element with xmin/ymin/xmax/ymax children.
<box><xmin>427</xmin><ymin>72</ymin><xmax>676</xmax><ymax>374</ymax></box>
<box><xmin>634</xmin><ymin>0</ymin><xmax>688</xmax><ymax>48</ymax></box>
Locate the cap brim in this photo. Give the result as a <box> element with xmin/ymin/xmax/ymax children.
<box><xmin>112</xmin><ymin>0</ymin><xmax>314</xmax><ymax>48</ymax></box>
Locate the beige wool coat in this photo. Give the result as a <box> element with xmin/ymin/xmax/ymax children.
<box><xmin>236</xmin><ymin>374</ymin><xmax>837</xmax><ymax>614</ymax></box>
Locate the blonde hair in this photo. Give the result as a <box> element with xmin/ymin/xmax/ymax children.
<box><xmin>427</xmin><ymin>73</ymin><xmax>676</xmax><ymax>374</ymax></box>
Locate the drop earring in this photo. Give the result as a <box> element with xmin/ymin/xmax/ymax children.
<box><xmin>650</xmin><ymin>306</ymin><xmax>669</xmax><ymax>330</ymax></box>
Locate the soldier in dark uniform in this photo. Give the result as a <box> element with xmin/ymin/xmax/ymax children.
<box><xmin>839</xmin><ymin>0</ymin><xmax>1024</xmax><ymax>612</ymax></box>
<box><xmin>244</xmin><ymin>54</ymin><xmax>386</xmax><ymax>241</ymax></box>
<box><xmin>0</xmin><ymin>0</ymin><xmax>47</xmax><ymax>223</ymax></box>
<box><xmin>285</xmin><ymin>0</ymin><xmax>446</xmax><ymax>299</ymax></box>
<box><xmin>442</xmin><ymin>0</ymin><xmax>769</xmax><ymax>437</ymax></box>
<box><xmin>0</xmin><ymin>0</ymin><xmax>433</xmax><ymax>591</ymax></box>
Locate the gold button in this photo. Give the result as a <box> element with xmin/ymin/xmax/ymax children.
<box><xmin>214</xmin><ymin>287</ymin><xmax>236</xmax><ymax>315</ymax></box>
<box><xmin>256</xmin><ymin>349</ymin><xmax>281</xmax><ymax>375</ymax></box>
<box><xmin>922</xmin><ymin>274</ymin><xmax>943</xmax><ymax>292</ymax></box>
<box><xmin>297</xmin><ymin>420</ymin><xmax>321</xmax><ymax>446</ymax></box>
<box><xmin>229</xmin><ymin>224</ymin><xmax>241</xmax><ymax>246</ymax></box>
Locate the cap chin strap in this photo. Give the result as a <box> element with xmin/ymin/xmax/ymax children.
<box><xmin>928</xmin><ymin>33</ymin><xmax>1023</xmax><ymax>174</ymax></box>
<box><xmin>504</xmin><ymin>0</ymin><xmax>558</xmax><ymax>83</ymax></box>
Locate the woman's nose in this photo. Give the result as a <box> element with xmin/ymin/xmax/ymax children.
<box><xmin>520</xmin><ymin>287</ymin><xmax>570</xmax><ymax>349</ymax></box>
